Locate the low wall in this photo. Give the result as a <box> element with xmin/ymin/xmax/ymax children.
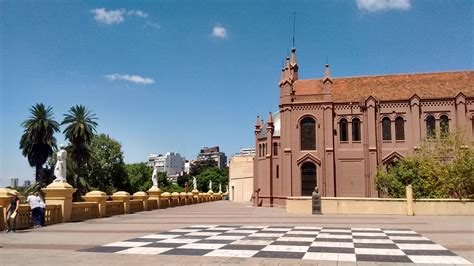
<box><xmin>286</xmin><ymin>197</ymin><xmax>474</xmax><ymax>215</ymax></box>
<box><xmin>71</xmin><ymin>202</ymin><xmax>99</xmax><ymax>222</ymax></box>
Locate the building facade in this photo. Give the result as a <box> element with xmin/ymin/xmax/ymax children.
<box><xmin>148</xmin><ymin>152</ymin><xmax>185</xmax><ymax>177</ymax></box>
<box><xmin>197</xmin><ymin>146</ymin><xmax>227</xmax><ymax>169</ymax></box>
<box><xmin>10</xmin><ymin>178</ymin><xmax>19</xmax><ymax>188</ymax></box>
<box><xmin>229</xmin><ymin>148</ymin><xmax>255</xmax><ymax>202</ymax></box>
<box><xmin>254</xmin><ymin>48</ymin><xmax>474</xmax><ymax>207</ymax></box>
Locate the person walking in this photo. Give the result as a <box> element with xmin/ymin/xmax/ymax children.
<box><xmin>5</xmin><ymin>191</ymin><xmax>20</xmax><ymax>233</ymax></box>
<box><xmin>27</xmin><ymin>192</ymin><xmax>41</xmax><ymax>227</ymax></box>
<box><xmin>37</xmin><ymin>193</ymin><xmax>46</xmax><ymax>227</ymax></box>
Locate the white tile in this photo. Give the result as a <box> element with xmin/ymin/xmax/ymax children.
<box><xmin>204</xmin><ymin>249</ymin><xmax>258</xmax><ymax>258</ymax></box>
<box><xmin>240</xmin><ymin>225</ymin><xmax>267</xmax><ymax>229</ymax></box>
<box><xmin>352</xmin><ymin>227</ymin><xmax>382</xmax><ymax>231</ymax></box>
<box><xmin>310</xmin><ymin>241</ymin><xmax>354</xmax><ymax>248</ymax></box>
<box><xmin>444</xmin><ymin>256</ymin><xmax>473</xmax><ymax>264</ymax></box>
<box><xmin>186</xmin><ymin>231</ymin><xmax>221</xmax><ymax>236</ymax></box>
<box><xmin>285</xmin><ymin>230</ymin><xmax>319</xmax><ymax>235</ymax></box>
<box><xmin>352</xmin><ymin>232</ymin><xmax>386</xmax><ymax>237</ymax></box>
<box><xmin>317</xmin><ymin>233</ymin><xmax>352</xmax><ymax>239</ymax></box>
<box><xmin>338</xmin><ymin>253</ymin><xmax>357</xmax><ymax>261</ymax></box>
<box><xmin>206</xmin><ymin>227</ymin><xmax>236</xmax><ymax>231</ymax></box>
<box><xmin>168</xmin><ymin>229</ymin><xmax>201</xmax><ymax>233</ymax></box>
<box><xmin>319</xmin><ymin>229</ymin><xmax>351</xmax><ymax>233</ymax></box>
<box><xmin>116</xmin><ymin>247</ymin><xmax>171</xmax><ymax>255</ymax></box>
<box><xmin>384</xmin><ymin>230</ymin><xmax>417</xmax><ymax>234</ymax></box>
<box><xmin>407</xmin><ymin>255</ymin><xmax>433</xmax><ymax>264</ymax></box>
<box><xmin>178</xmin><ymin>243</ymin><xmax>226</xmax><ymax>250</ymax></box>
<box><xmin>157</xmin><ymin>238</ymin><xmax>200</xmax><ymax>244</ymax></box>
<box><xmin>409</xmin><ymin>255</ymin><xmax>458</xmax><ymax>264</ymax></box>
<box><xmin>188</xmin><ymin>225</ymin><xmax>217</xmax><ymax>228</ymax></box>
<box><xmin>294</xmin><ymin>226</ymin><xmax>322</xmax><ymax>230</ymax></box>
<box><xmin>262</xmin><ymin>245</ymin><xmax>308</xmax><ymax>253</ymax></box>
<box><xmin>396</xmin><ymin>243</ymin><xmax>446</xmax><ymax>250</ymax></box>
<box><xmin>262</xmin><ymin>227</ymin><xmax>292</xmax><ymax>232</ymax></box>
<box><xmin>231</xmin><ymin>239</ymin><xmax>274</xmax><ymax>246</ymax></box>
<box><xmin>104</xmin><ymin>241</ymin><xmax>151</xmax><ymax>247</ymax></box>
<box><xmin>228</xmin><ymin>230</ymin><xmax>259</xmax><ymax>234</ymax></box>
<box><xmin>353</xmin><ymin>238</ymin><xmax>394</xmax><ymax>244</ymax></box>
<box><xmin>140</xmin><ymin>234</ymin><xmax>180</xmax><ymax>239</ymax></box>
<box><xmin>207</xmin><ymin>235</ymin><xmax>246</xmax><ymax>240</ymax></box>
<box><xmin>389</xmin><ymin>235</ymin><xmax>428</xmax><ymax>240</ymax></box>
<box><xmin>303</xmin><ymin>252</ymin><xmax>323</xmax><ymax>260</ymax></box>
<box><xmin>250</xmin><ymin>233</ymin><xmax>284</xmax><ymax>238</ymax></box>
<box><xmin>277</xmin><ymin>237</ymin><xmax>315</xmax><ymax>242</ymax></box>
<box><xmin>355</xmin><ymin>248</ymin><xmax>405</xmax><ymax>256</ymax></box>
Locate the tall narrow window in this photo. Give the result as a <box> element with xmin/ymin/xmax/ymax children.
<box><xmin>382</xmin><ymin>117</ymin><xmax>392</xmax><ymax>141</ymax></box>
<box><xmin>395</xmin><ymin>116</ymin><xmax>405</xmax><ymax>140</ymax></box>
<box><xmin>276</xmin><ymin>165</ymin><xmax>279</xmax><ymax>178</ymax></box>
<box><xmin>426</xmin><ymin>115</ymin><xmax>436</xmax><ymax>139</ymax></box>
<box><xmin>300</xmin><ymin>117</ymin><xmax>316</xmax><ymax>150</ymax></box>
<box><xmin>352</xmin><ymin>118</ymin><xmax>361</xmax><ymax>141</ymax></box>
<box><xmin>301</xmin><ymin>162</ymin><xmax>317</xmax><ymax>196</ymax></box>
<box><xmin>340</xmin><ymin>118</ymin><xmax>348</xmax><ymax>142</ymax></box>
<box><xmin>258</xmin><ymin>144</ymin><xmax>261</xmax><ymax>157</ymax></box>
<box><xmin>273</xmin><ymin>142</ymin><xmax>278</xmax><ymax>156</ymax></box>
<box><xmin>440</xmin><ymin>115</ymin><xmax>449</xmax><ymax>138</ymax></box>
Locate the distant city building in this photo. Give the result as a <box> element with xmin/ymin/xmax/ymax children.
<box><xmin>23</xmin><ymin>180</ymin><xmax>31</xmax><ymax>187</ymax></box>
<box><xmin>184</xmin><ymin>160</ymin><xmax>195</xmax><ymax>174</ymax></box>
<box><xmin>197</xmin><ymin>146</ymin><xmax>227</xmax><ymax>169</ymax></box>
<box><xmin>148</xmin><ymin>152</ymin><xmax>185</xmax><ymax>177</ymax></box>
<box><xmin>229</xmin><ymin>149</ymin><xmax>254</xmax><ymax>202</ymax></box>
<box><xmin>10</xmin><ymin>178</ymin><xmax>19</xmax><ymax>187</ymax></box>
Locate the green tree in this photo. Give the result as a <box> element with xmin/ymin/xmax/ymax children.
<box><xmin>177</xmin><ymin>173</ymin><xmax>191</xmax><ymax>189</ymax></box>
<box><xmin>86</xmin><ymin>134</ymin><xmax>128</xmax><ymax>194</ymax></box>
<box><xmin>126</xmin><ymin>163</ymin><xmax>153</xmax><ymax>194</ymax></box>
<box><xmin>19</xmin><ymin>103</ymin><xmax>60</xmax><ymax>187</ymax></box>
<box><xmin>189</xmin><ymin>160</ymin><xmax>217</xmax><ymax>176</ymax></box>
<box><xmin>195</xmin><ymin>167</ymin><xmax>228</xmax><ymax>192</ymax></box>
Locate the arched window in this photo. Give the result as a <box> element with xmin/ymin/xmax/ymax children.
<box><xmin>301</xmin><ymin>162</ymin><xmax>317</xmax><ymax>196</ymax></box>
<box><xmin>426</xmin><ymin>115</ymin><xmax>436</xmax><ymax>139</ymax></box>
<box><xmin>273</xmin><ymin>142</ymin><xmax>278</xmax><ymax>156</ymax></box>
<box><xmin>440</xmin><ymin>115</ymin><xmax>449</xmax><ymax>138</ymax></box>
<box><xmin>300</xmin><ymin>117</ymin><xmax>316</xmax><ymax>150</ymax></box>
<box><xmin>340</xmin><ymin>118</ymin><xmax>348</xmax><ymax>142</ymax></box>
<box><xmin>382</xmin><ymin>117</ymin><xmax>392</xmax><ymax>141</ymax></box>
<box><xmin>395</xmin><ymin>117</ymin><xmax>405</xmax><ymax>140</ymax></box>
<box><xmin>352</xmin><ymin>118</ymin><xmax>361</xmax><ymax>141</ymax></box>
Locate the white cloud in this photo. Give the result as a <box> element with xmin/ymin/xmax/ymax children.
<box><xmin>211</xmin><ymin>25</ymin><xmax>227</xmax><ymax>39</ymax></box>
<box><xmin>127</xmin><ymin>10</ymin><xmax>148</xmax><ymax>18</ymax></box>
<box><xmin>105</xmin><ymin>74</ymin><xmax>155</xmax><ymax>85</ymax></box>
<box><xmin>356</xmin><ymin>0</ymin><xmax>411</xmax><ymax>12</ymax></box>
<box><xmin>91</xmin><ymin>8</ymin><xmax>125</xmax><ymax>24</ymax></box>
<box><xmin>145</xmin><ymin>21</ymin><xmax>161</xmax><ymax>29</ymax></box>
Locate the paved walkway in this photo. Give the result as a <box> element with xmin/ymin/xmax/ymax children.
<box><xmin>1</xmin><ymin>201</ymin><xmax>473</xmax><ymax>265</ymax></box>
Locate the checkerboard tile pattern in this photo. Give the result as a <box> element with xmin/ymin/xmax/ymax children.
<box><xmin>81</xmin><ymin>225</ymin><xmax>472</xmax><ymax>264</ymax></box>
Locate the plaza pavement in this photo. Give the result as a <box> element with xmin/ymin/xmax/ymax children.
<box><xmin>0</xmin><ymin>200</ymin><xmax>473</xmax><ymax>265</ymax></box>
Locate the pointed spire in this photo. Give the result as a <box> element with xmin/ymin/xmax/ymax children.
<box><xmin>279</xmin><ymin>67</ymin><xmax>285</xmax><ymax>85</ymax></box>
<box><xmin>255</xmin><ymin>116</ymin><xmax>262</xmax><ymax>128</ymax></box>
<box><xmin>291</xmin><ymin>48</ymin><xmax>297</xmax><ymax>66</ymax></box>
<box><xmin>323</xmin><ymin>63</ymin><xmax>332</xmax><ymax>84</ymax></box>
<box><xmin>285</xmin><ymin>56</ymin><xmax>290</xmax><ymax>69</ymax></box>
<box><xmin>267</xmin><ymin>112</ymin><xmax>273</xmax><ymax>124</ymax></box>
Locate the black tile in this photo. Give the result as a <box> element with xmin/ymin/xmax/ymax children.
<box><xmin>323</xmin><ymin>227</ymin><xmax>351</xmax><ymax>230</ymax></box>
<box><xmin>392</xmin><ymin>239</ymin><xmax>435</xmax><ymax>244</ymax></box>
<box><xmin>354</xmin><ymin>243</ymin><xmax>398</xmax><ymax>249</ymax></box>
<box><xmin>124</xmin><ymin>238</ymin><xmax>158</xmax><ymax>242</ymax></box>
<box><xmin>258</xmin><ymin>230</ymin><xmax>288</xmax><ymax>234</ymax></box>
<box><xmin>403</xmin><ymin>249</ymin><xmax>456</xmax><ymax>256</ymax></box>
<box><xmin>266</xmin><ymin>226</ymin><xmax>293</xmax><ymax>229</ymax></box>
<box><xmin>142</xmin><ymin>242</ymin><xmax>186</xmax><ymax>248</ymax></box>
<box><xmin>216</xmin><ymin>225</ymin><xmax>241</xmax><ymax>228</ymax></box>
<box><xmin>327</xmin><ymin>232</ymin><xmax>352</xmax><ymax>235</ymax></box>
<box><xmin>283</xmin><ymin>234</ymin><xmax>318</xmax><ymax>238</ymax></box>
<box><xmin>80</xmin><ymin>246</ymin><xmax>129</xmax><ymax>253</ymax></box>
<box><xmin>176</xmin><ymin>235</ymin><xmax>207</xmax><ymax>239</ymax></box>
<box><xmin>220</xmin><ymin>244</ymin><xmax>266</xmax><ymax>250</ymax></box>
<box><xmin>353</xmin><ymin>235</ymin><xmax>389</xmax><ymax>239</ymax></box>
<box><xmin>352</xmin><ymin>229</ymin><xmax>382</xmax><ymax>233</ymax></box>
<box><xmin>356</xmin><ymin>254</ymin><xmax>413</xmax><ymax>263</ymax></box>
<box><xmin>313</xmin><ymin>238</ymin><xmax>352</xmax><ymax>242</ymax></box>
<box><xmin>219</xmin><ymin>232</ymin><xmax>250</xmax><ymax>236</ymax></box>
<box><xmin>160</xmin><ymin>248</ymin><xmax>211</xmax><ymax>256</ymax></box>
<box><xmin>195</xmin><ymin>239</ymin><xmax>234</xmax><ymax>244</ymax></box>
<box><xmin>308</xmin><ymin>246</ymin><xmax>355</xmax><ymax>253</ymax></box>
<box><xmin>243</xmin><ymin>237</ymin><xmax>280</xmax><ymax>241</ymax></box>
<box><xmin>292</xmin><ymin>228</ymin><xmax>320</xmax><ymax>232</ymax></box>
<box><xmin>204</xmin><ymin>229</ymin><xmax>228</xmax><ymax>233</ymax></box>
<box><xmin>253</xmin><ymin>251</ymin><xmax>305</xmax><ymax>259</ymax></box>
<box><xmin>270</xmin><ymin>241</ymin><xmax>313</xmax><ymax>246</ymax></box>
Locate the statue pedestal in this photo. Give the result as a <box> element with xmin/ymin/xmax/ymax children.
<box><xmin>42</xmin><ymin>182</ymin><xmax>77</xmax><ymax>222</ymax></box>
<box><xmin>83</xmin><ymin>190</ymin><xmax>108</xmax><ymax>217</ymax></box>
<box><xmin>112</xmin><ymin>191</ymin><xmax>131</xmax><ymax>214</ymax></box>
<box><xmin>148</xmin><ymin>186</ymin><xmax>161</xmax><ymax>209</ymax></box>
<box><xmin>133</xmin><ymin>191</ymin><xmax>149</xmax><ymax>211</ymax></box>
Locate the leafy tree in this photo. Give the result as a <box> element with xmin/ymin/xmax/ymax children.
<box><xmin>189</xmin><ymin>160</ymin><xmax>217</xmax><ymax>176</ymax></box>
<box><xmin>195</xmin><ymin>167</ymin><xmax>228</xmax><ymax>192</ymax></box>
<box><xmin>19</xmin><ymin>103</ymin><xmax>60</xmax><ymax>187</ymax></box>
<box><xmin>86</xmin><ymin>134</ymin><xmax>128</xmax><ymax>194</ymax></box>
<box><xmin>126</xmin><ymin>163</ymin><xmax>153</xmax><ymax>194</ymax></box>
<box><xmin>177</xmin><ymin>173</ymin><xmax>191</xmax><ymax>189</ymax></box>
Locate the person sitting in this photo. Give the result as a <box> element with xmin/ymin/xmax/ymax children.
<box><xmin>5</xmin><ymin>191</ymin><xmax>20</xmax><ymax>233</ymax></box>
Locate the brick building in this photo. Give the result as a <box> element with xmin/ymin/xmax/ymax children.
<box><xmin>254</xmin><ymin>48</ymin><xmax>474</xmax><ymax>207</ymax></box>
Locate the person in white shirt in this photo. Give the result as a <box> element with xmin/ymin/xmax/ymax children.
<box><xmin>37</xmin><ymin>193</ymin><xmax>46</xmax><ymax>226</ymax></box>
<box><xmin>27</xmin><ymin>192</ymin><xmax>41</xmax><ymax>227</ymax></box>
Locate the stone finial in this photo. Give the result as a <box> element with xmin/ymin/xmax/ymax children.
<box><xmin>267</xmin><ymin>112</ymin><xmax>273</xmax><ymax>124</ymax></box>
<box><xmin>291</xmin><ymin>47</ymin><xmax>297</xmax><ymax>66</ymax></box>
<box><xmin>323</xmin><ymin>64</ymin><xmax>332</xmax><ymax>84</ymax></box>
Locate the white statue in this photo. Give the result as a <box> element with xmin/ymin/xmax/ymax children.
<box><xmin>226</xmin><ymin>185</ymin><xmax>229</xmax><ymax>193</ymax></box>
<box><xmin>192</xmin><ymin>176</ymin><xmax>197</xmax><ymax>191</ymax></box>
<box><xmin>219</xmin><ymin>183</ymin><xmax>222</xmax><ymax>193</ymax></box>
<box><xmin>209</xmin><ymin>180</ymin><xmax>213</xmax><ymax>191</ymax></box>
<box><xmin>152</xmin><ymin>167</ymin><xmax>158</xmax><ymax>188</ymax></box>
<box><xmin>54</xmin><ymin>144</ymin><xmax>67</xmax><ymax>182</ymax></box>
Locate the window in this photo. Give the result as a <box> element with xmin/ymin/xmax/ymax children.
<box><xmin>273</xmin><ymin>142</ymin><xmax>278</xmax><ymax>156</ymax></box>
<box><xmin>426</xmin><ymin>115</ymin><xmax>436</xmax><ymax>139</ymax></box>
<box><xmin>395</xmin><ymin>116</ymin><xmax>405</xmax><ymax>140</ymax></box>
<box><xmin>258</xmin><ymin>144</ymin><xmax>261</xmax><ymax>157</ymax></box>
<box><xmin>276</xmin><ymin>165</ymin><xmax>279</xmax><ymax>178</ymax></box>
<box><xmin>300</xmin><ymin>117</ymin><xmax>316</xmax><ymax>150</ymax></box>
<box><xmin>340</xmin><ymin>118</ymin><xmax>348</xmax><ymax>142</ymax></box>
<box><xmin>301</xmin><ymin>162</ymin><xmax>317</xmax><ymax>196</ymax></box>
<box><xmin>440</xmin><ymin>115</ymin><xmax>449</xmax><ymax>138</ymax></box>
<box><xmin>352</xmin><ymin>118</ymin><xmax>361</xmax><ymax>141</ymax></box>
<box><xmin>382</xmin><ymin>117</ymin><xmax>392</xmax><ymax>141</ymax></box>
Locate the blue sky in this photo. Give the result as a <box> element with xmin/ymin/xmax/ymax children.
<box><xmin>0</xmin><ymin>0</ymin><xmax>472</xmax><ymax>186</ymax></box>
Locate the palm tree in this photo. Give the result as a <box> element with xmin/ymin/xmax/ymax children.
<box><xmin>19</xmin><ymin>103</ymin><xmax>60</xmax><ymax>187</ymax></box>
<box><xmin>61</xmin><ymin>105</ymin><xmax>98</xmax><ymax>171</ymax></box>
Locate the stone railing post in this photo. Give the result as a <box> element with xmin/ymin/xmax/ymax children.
<box><xmin>82</xmin><ymin>190</ymin><xmax>108</xmax><ymax>218</ymax></box>
<box><xmin>133</xmin><ymin>192</ymin><xmax>149</xmax><ymax>211</ymax></box>
<box><xmin>160</xmin><ymin>192</ymin><xmax>171</xmax><ymax>208</ymax></box>
<box><xmin>112</xmin><ymin>191</ymin><xmax>131</xmax><ymax>214</ymax></box>
<box><xmin>192</xmin><ymin>189</ymin><xmax>199</xmax><ymax>204</ymax></box>
<box><xmin>406</xmin><ymin>185</ymin><xmax>414</xmax><ymax>216</ymax></box>
<box><xmin>42</xmin><ymin>182</ymin><xmax>77</xmax><ymax>223</ymax></box>
<box><xmin>171</xmin><ymin>192</ymin><xmax>180</xmax><ymax>206</ymax></box>
<box><xmin>148</xmin><ymin>187</ymin><xmax>161</xmax><ymax>209</ymax></box>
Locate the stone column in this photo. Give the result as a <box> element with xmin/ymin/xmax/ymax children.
<box><xmin>112</xmin><ymin>191</ymin><xmax>131</xmax><ymax>214</ymax></box>
<box><xmin>148</xmin><ymin>187</ymin><xmax>161</xmax><ymax>209</ymax></box>
<box><xmin>133</xmin><ymin>191</ymin><xmax>149</xmax><ymax>211</ymax></box>
<box><xmin>406</xmin><ymin>185</ymin><xmax>414</xmax><ymax>216</ymax></box>
<box><xmin>82</xmin><ymin>190</ymin><xmax>108</xmax><ymax>218</ymax></box>
<box><xmin>42</xmin><ymin>182</ymin><xmax>77</xmax><ymax>222</ymax></box>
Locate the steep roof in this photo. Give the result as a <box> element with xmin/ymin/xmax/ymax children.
<box><xmin>293</xmin><ymin>71</ymin><xmax>474</xmax><ymax>102</ymax></box>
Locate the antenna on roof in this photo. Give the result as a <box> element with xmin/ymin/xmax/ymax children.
<box><xmin>292</xmin><ymin>12</ymin><xmax>296</xmax><ymax>48</ymax></box>
<box><xmin>326</xmin><ymin>56</ymin><xmax>329</xmax><ymax>65</ymax></box>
